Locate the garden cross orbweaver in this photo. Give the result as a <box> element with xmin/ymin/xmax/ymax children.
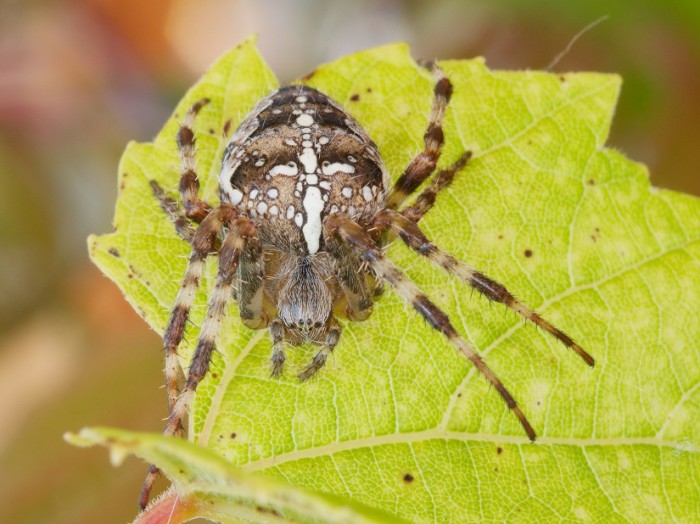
<box><xmin>140</xmin><ymin>63</ymin><xmax>594</xmax><ymax>508</ymax></box>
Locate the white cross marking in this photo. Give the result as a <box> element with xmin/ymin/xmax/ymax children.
<box><xmin>301</xmin><ymin>186</ymin><xmax>324</xmax><ymax>254</ymax></box>
<box><xmin>298</xmin><ymin>148</ymin><xmax>317</xmax><ymax>173</ymax></box>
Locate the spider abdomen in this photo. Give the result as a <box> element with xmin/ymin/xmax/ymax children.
<box><xmin>218</xmin><ymin>85</ymin><xmax>389</xmax><ymax>256</ymax></box>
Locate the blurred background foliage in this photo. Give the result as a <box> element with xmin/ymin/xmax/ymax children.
<box><xmin>0</xmin><ymin>1</ymin><xmax>698</xmax><ymax>522</ymax></box>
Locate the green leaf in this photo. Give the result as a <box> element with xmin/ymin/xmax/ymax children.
<box><xmin>65</xmin><ymin>427</ymin><xmax>403</xmax><ymax>524</ymax></box>
<box><xmin>85</xmin><ymin>36</ymin><xmax>700</xmax><ymax>522</ymax></box>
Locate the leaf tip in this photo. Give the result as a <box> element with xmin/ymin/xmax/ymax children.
<box><xmin>64</xmin><ymin>427</ymin><xmax>99</xmax><ymax>448</ymax></box>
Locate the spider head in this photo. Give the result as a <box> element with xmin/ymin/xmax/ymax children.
<box><xmin>276</xmin><ymin>255</ymin><xmax>333</xmax><ymax>334</ymax></box>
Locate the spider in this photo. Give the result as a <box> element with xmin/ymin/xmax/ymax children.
<box><xmin>140</xmin><ymin>63</ymin><xmax>594</xmax><ymax>508</ymax></box>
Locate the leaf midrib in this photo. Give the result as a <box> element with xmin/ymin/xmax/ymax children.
<box><xmin>240</xmin><ymin>429</ymin><xmax>696</xmax><ymax>473</ymax></box>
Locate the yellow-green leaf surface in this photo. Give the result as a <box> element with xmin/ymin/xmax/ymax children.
<box><xmin>87</xmin><ymin>37</ymin><xmax>700</xmax><ymax>522</ymax></box>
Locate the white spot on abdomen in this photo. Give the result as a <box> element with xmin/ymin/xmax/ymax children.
<box><xmin>296</xmin><ymin>113</ymin><xmax>314</xmax><ymax>127</ymax></box>
<box><xmin>269</xmin><ymin>163</ymin><xmax>298</xmax><ymax>177</ymax></box>
<box><xmin>322</xmin><ymin>162</ymin><xmax>355</xmax><ymax>175</ymax></box>
<box><xmin>229</xmin><ymin>189</ymin><xmax>243</xmax><ymax>205</ymax></box>
<box><xmin>302</xmin><ymin>186</ymin><xmax>324</xmax><ymax>254</ymax></box>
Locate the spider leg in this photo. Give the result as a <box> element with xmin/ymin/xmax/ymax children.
<box><xmin>298</xmin><ymin>319</ymin><xmax>342</xmax><ymax>382</ymax></box>
<box><xmin>237</xmin><ymin>234</ymin><xmax>268</xmax><ymax>329</ymax></box>
<box><xmin>161</xmin><ymin>206</ymin><xmax>236</xmax><ymax>415</ymax></box>
<box><xmin>375</xmin><ymin>209</ymin><xmax>595</xmax><ymax>366</ymax></box>
<box><xmin>269</xmin><ymin>319</ymin><xmax>286</xmax><ymax>376</ymax></box>
<box><xmin>400</xmin><ymin>151</ymin><xmax>472</xmax><ymax>223</ymax></box>
<box><xmin>163</xmin><ymin>214</ymin><xmax>255</xmax><ymax>437</ymax></box>
<box><xmin>150</xmin><ymin>180</ymin><xmax>197</xmax><ymax>242</ymax></box>
<box><xmin>386</xmin><ymin>63</ymin><xmax>453</xmax><ymax>210</ymax></box>
<box><xmin>139</xmin><ymin>206</ymin><xmax>253</xmax><ymax>509</ymax></box>
<box><xmin>178</xmin><ymin>97</ymin><xmax>213</xmax><ymax>222</ymax></box>
<box><xmin>325</xmin><ymin>214</ymin><xmax>536</xmax><ymax>441</ymax></box>
<box><xmin>150</xmin><ymin>179</ymin><xmax>224</xmax><ymax>254</ymax></box>
<box><xmin>326</xmin><ymin>238</ymin><xmax>374</xmax><ymax>321</ymax></box>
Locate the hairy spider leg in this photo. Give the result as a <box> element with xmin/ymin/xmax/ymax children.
<box><xmin>177</xmin><ymin>97</ymin><xmax>213</xmax><ymax>222</ymax></box>
<box><xmin>164</xmin><ymin>213</ymin><xmax>254</xmax><ymax>437</ymax></box>
<box><xmin>236</xmin><ymin>233</ymin><xmax>267</xmax><ymax>330</ymax></box>
<box><xmin>269</xmin><ymin>319</ymin><xmax>287</xmax><ymax>377</ymax></box>
<box><xmin>297</xmin><ymin>319</ymin><xmax>342</xmax><ymax>381</ymax></box>
<box><xmin>150</xmin><ymin>180</ymin><xmax>196</xmax><ymax>243</ymax></box>
<box><xmin>151</xmin><ymin>178</ymin><xmax>265</xmax><ymax>329</ymax></box>
<box><xmin>161</xmin><ymin>207</ymin><xmax>235</xmax><ymax>414</ymax></box>
<box><xmin>325</xmin><ymin>214</ymin><xmax>536</xmax><ymax>441</ymax></box>
<box><xmin>326</xmin><ymin>237</ymin><xmax>374</xmax><ymax>321</ymax></box>
<box><xmin>375</xmin><ymin>209</ymin><xmax>595</xmax><ymax>367</ymax></box>
<box><xmin>140</xmin><ymin>208</ymin><xmax>255</xmax><ymax>509</ymax></box>
<box><xmin>400</xmin><ymin>151</ymin><xmax>472</xmax><ymax>223</ymax></box>
<box><xmin>387</xmin><ymin>64</ymin><xmax>454</xmax><ymax>210</ymax></box>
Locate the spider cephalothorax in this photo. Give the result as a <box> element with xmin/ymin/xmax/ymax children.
<box><xmin>141</xmin><ymin>64</ymin><xmax>594</xmax><ymax>508</ymax></box>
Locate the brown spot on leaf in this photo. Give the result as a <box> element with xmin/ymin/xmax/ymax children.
<box><xmin>108</xmin><ymin>247</ymin><xmax>120</xmax><ymax>258</ymax></box>
<box><xmin>127</xmin><ymin>264</ymin><xmax>144</xmax><ymax>282</ymax></box>
<box><xmin>350</xmin><ymin>93</ymin><xmax>360</xmax><ymax>102</ymax></box>
<box><xmin>403</xmin><ymin>473</ymin><xmax>414</xmax><ymax>483</ymax></box>
<box><xmin>230</xmin><ymin>432</ymin><xmax>237</xmax><ymax>439</ymax></box>
<box><xmin>497</xmin><ymin>446</ymin><xmax>503</xmax><ymax>455</ymax></box>
<box><xmin>256</xmin><ymin>506</ymin><xmax>282</xmax><ymax>517</ymax></box>
<box><xmin>524</xmin><ymin>249</ymin><xmax>533</xmax><ymax>258</ymax></box>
